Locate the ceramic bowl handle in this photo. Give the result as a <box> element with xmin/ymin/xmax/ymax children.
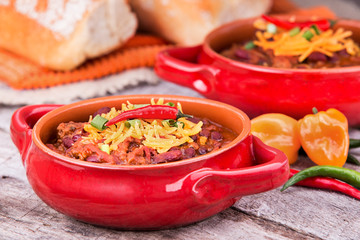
<box><xmin>190</xmin><ymin>135</ymin><xmax>289</xmax><ymax>205</ymax></box>
<box><xmin>10</xmin><ymin>105</ymin><xmax>61</xmax><ymax>164</ymax></box>
<box><xmin>155</xmin><ymin>45</ymin><xmax>216</xmax><ymax>94</ymax></box>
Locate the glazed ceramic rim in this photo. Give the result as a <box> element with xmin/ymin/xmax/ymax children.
<box><xmin>203</xmin><ymin>17</ymin><xmax>360</xmax><ymax>74</ymax></box>
<box><xmin>32</xmin><ymin>95</ymin><xmax>251</xmax><ymax>170</ymax></box>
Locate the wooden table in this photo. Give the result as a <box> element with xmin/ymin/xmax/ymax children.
<box><xmin>2</xmin><ymin>1</ymin><xmax>360</xmax><ymax>239</ymax></box>
<box><xmin>2</xmin><ymin>79</ymin><xmax>360</xmax><ymax>240</ymax></box>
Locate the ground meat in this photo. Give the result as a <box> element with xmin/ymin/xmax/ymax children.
<box><xmin>46</xmin><ymin>121</ymin><xmax>87</xmax><ymax>154</ymax></box>
<box><xmin>220</xmin><ymin>43</ymin><xmax>360</xmax><ymax>69</ymax></box>
<box><xmin>47</xmin><ymin>117</ymin><xmax>237</xmax><ymax>165</ymax></box>
<box><xmin>66</xmin><ymin>141</ymin><xmax>116</xmax><ymax>164</ymax></box>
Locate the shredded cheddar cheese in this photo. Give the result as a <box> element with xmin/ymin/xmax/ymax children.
<box><xmin>82</xmin><ymin>99</ymin><xmax>203</xmax><ymax>154</ymax></box>
<box><xmin>253</xmin><ymin>21</ymin><xmax>360</xmax><ymax>63</ymax></box>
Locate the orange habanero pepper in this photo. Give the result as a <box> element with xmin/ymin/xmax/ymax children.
<box><xmin>297</xmin><ymin>108</ymin><xmax>349</xmax><ymax>167</ymax></box>
<box><xmin>251</xmin><ymin>113</ymin><xmax>301</xmax><ymax>164</ymax></box>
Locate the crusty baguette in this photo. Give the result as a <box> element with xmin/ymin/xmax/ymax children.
<box><xmin>129</xmin><ymin>0</ymin><xmax>272</xmax><ymax>46</ymax></box>
<box><xmin>0</xmin><ymin>0</ymin><xmax>138</xmax><ymax>70</ymax></box>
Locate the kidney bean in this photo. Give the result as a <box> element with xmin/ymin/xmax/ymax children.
<box><xmin>72</xmin><ymin>134</ymin><xmax>82</xmax><ymax>142</ymax></box>
<box><xmin>200</xmin><ymin>129</ymin><xmax>210</xmax><ymax>138</ymax></box>
<box><xmin>154</xmin><ymin>150</ymin><xmax>182</xmax><ymax>163</ymax></box>
<box><xmin>190</xmin><ymin>135</ymin><xmax>198</xmax><ymax>142</ymax></box>
<box><xmin>93</xmin><ymin>107</ymin><xmax>111</xmax><ymax>117</ymax></box>
<box><xmin>187</xmin><ymin>117</ymin><xmax>201</xmax><ymax>124</ymax></box>
<box><xmin>211</xmin><ymin>131</ymin><xmax>223</xmax><ymax>141</ymax></box>
<box><xmin>86</xmin><ymin>155</ymin><xmax>101</xmax><ymax>163</ymax></box>
<box><xmin>338</xmin><ymin>49</ymin><xmax>349</xmax><ymax>57</ymax></box>
<box><xmin>235</xmin><ymin>49</ymin><xmax>249</xmax><ymax>60</ymax></box>
<box><xmin>307</xmin><ymin>52</ymin><xmax>327</xmax><ymax>62</ymax></box>
<box><xmin>183</xmin><ymin>147</ymin><xmax>196</xmax><ymax>159</ymax></box>
<box><xmin>198</xmin><ymin>146</ymin><xmax>208</xmax><ymax>155</ymax></box>
<box><xmin>62</xmin><ymin>137</ymin><xmax>74</xmax><ymax>148</ymax></box>
<box><xmin>329</xmin><ymin>53</ymin><xmax>339</xmax><ymax>63</ymax></box>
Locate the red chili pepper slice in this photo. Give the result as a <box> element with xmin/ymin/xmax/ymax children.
<box><xmin>261</xmin><ymin>15</ymin><xmax>332</xmax><ymax>31</ymax></box>
<box><xmin>288</xmin><ymin>169</ymin><xmax>360</xmax><ymax>200</ymax></box>
<box><xmin>105</xmin><ymin>105</ymin><xmax>192</xmax><ymax>126</ymax></box>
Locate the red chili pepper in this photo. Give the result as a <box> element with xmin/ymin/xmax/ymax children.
<box><xmin>261</xmin><ymin>15</ymin><xmax>332</xmax><ymax>31</ymax></box>
<box><xmin>289</xmin><ymin>169</ymin><xmax>360</xmax><ymax>200</ymax></box>
<box><xmin>105</xmin><ymin>105</ymin><xmax>192</xmax><ymax>126</ymax></box>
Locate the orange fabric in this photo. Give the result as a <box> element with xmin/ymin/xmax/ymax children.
<box><xmin>0</xmin><ymin>35</ymin><xmax>171</xmax><ymax>89</ymax></box>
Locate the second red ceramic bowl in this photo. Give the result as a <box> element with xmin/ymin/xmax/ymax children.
<box><xmin>155</xmin><ymin>17</ymin><xmax>360</xmax><ymax>126</ymax></box>
<box><xmin>10</xmin><ymin>95</ymin><xmax>288</xmax><ymax>230</ymax></box>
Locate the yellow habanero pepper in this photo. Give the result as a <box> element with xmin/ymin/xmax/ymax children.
<box><xmin>251</xmin><ymin>113</ymin><xmax>301</xmax><ymax>164</ymax></box>
<box><xmin>297</xmin><ymin>108</ymin><xmax>349</xmax><ymax>167</ymax></box>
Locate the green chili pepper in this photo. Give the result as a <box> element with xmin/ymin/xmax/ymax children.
<box><xmin>281</xmin><ymin>165</ymin><xmax>360</xmax><ymax>191</ymax></box>
<box><xmin>347</xmin><ymin>139</ymin><xmax>360</xmax><ymax>165</ymax></box>
<box><xmin>350</xmin><ymin>138</ymin><xmax>360</xmax><ymax>148</ymax></box>
<box><xmin>91</xmin><ymin>115</ymin><xmax>108</xmax><ymax>131</ymax></box>
<box><xmin>347</xmin><ymin>154</ymin><xmax>360</xmax><ymax>166</ymax></box>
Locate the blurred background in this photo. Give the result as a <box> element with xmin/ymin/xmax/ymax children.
<box><xmin>295</xmin><ymin>0</ymin><xmax>360</xmax><ymax>19</ymax></box>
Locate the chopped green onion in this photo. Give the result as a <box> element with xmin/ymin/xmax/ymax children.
<box><xmin>289</xmin><ymin>27</ymin><xmax>300</xmax><ymax>36</ymax></box>
<box><xmin>91</xmin><ymin>115</ymin><xmax>108</xmax><ymax>131</ymax></box>
<box><xmin>133</xmin><ymin>104</ymin><xmax>149</xmax><ymax>109</ymax></box>
<box><xmin>175</xmin><ymin>121</ymin><xmax>185</xmax><ymax>128</ymax></box>
<box><xmin>311</xmin><ymin>25</ymin><xmax>321</xmax><ymax>35</ymax></box>
<box><xmin>162</xmin><ymin>119</ymin><xmax>176</xmax><ymax>127</ymax></box>
<box><xmin>266</xmin><ymin>23</ymin><xmax>277</xmax><ymax>34</ymax></box>
<box><xmin>100</xmin><ymin>144</ymin><xmax>110</xmax><ymax>154</ymax></box>
<box><xmin>244</xmin><ymin>41</ymin><xmax>255</xmax><ymax>50</ymax></box>
<box><xmin>125</xmin><ymin>119</ymin><xmax>141</xmax><ymax>128</ymax></box>
<box><xmin>302</xmin><ymin>30</ymin><xmax>314</xmax><ymax>41</ymax></box>
<box><xmin>165</xmin><ymin>102</ymin><xmax>175</xmax><ymax>107</ymax></box>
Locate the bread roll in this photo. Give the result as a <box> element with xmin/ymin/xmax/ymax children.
<box><xmin>0</xmin><ymin>0</ymin><xmax>138</xmax><ymax>70</ymax></box>
<box><xmin>129</xmin><ymin>0</ymin><xmax>272</xmax><ymax>46</ymax></box>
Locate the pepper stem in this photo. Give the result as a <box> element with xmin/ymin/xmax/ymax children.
<box><xmin>176</xmin><ymin>110</ymin><xmax>193</xmax><ymax>119</ymax></box>
<box><xmin>312</xmin><ymin>107</ymin><xmax>318</xmax><ymax>114</ymax></box>
<box><xmin>329</xmin><ymin>19</ymin><xmax>337</xmax><ymax>28</ymax></box>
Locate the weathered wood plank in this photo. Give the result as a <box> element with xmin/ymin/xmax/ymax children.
<box><xmin>2</xmin><ymin>106</ymin><xmax>360</xmax><ymax>239</ymax></box>
<box><xmin>235</xmin><ymin>156</ymin><xmax>360</xmax><ymax>240</ymax></box>
<box><xmin>1</xmin><ymin>175</ymin><xmax>319</xmax><ymax>240</ymax></box>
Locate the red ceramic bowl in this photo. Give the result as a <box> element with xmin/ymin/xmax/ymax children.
<box><xmin>10</xmin><ymin>95</ymin><xmax>288</xmax><ymax>230</ymax></box>
<box><xmin>155</xmin><ymin>18</ymin><xmax>360</xmax><ymax>127</ymax></box>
